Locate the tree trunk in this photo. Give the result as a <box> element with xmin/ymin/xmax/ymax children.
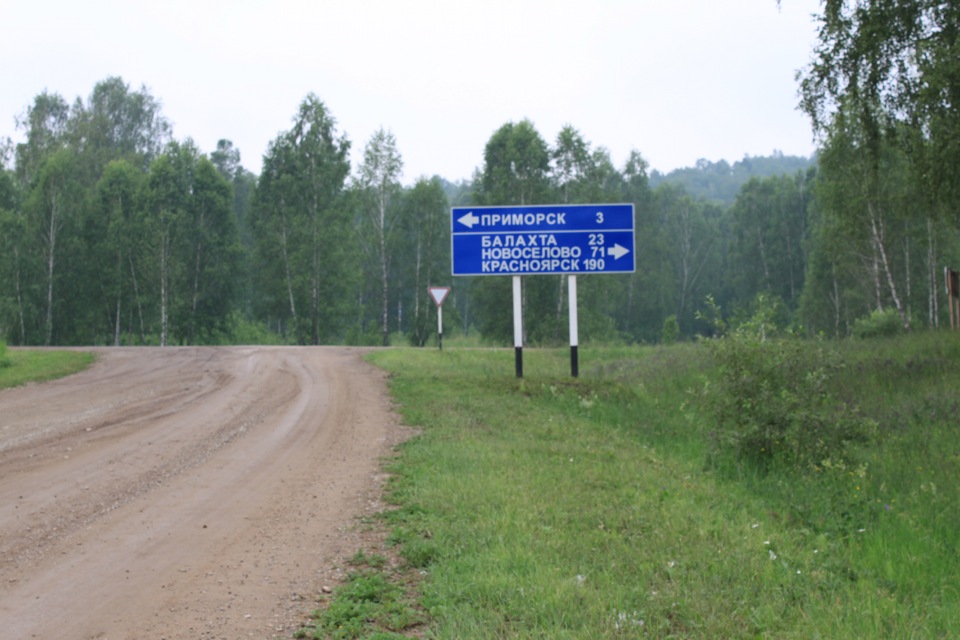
<box><xmin>927</xmin><ymin>217</ymin><xmax>938</xmax><ymax>327</ymax></box>
<box><xmin>903</xmin><ymin>223</ymin><xmax>911</xmax><ymax>316</ymax></box>
<box><xmin>380</xmin><ymin>227</ymin><xmax>388</xmax><ymax>346</ymax></box>
<box><xmin>14</xmin><ymin>244</ymin><xmax>26</xmax><ymax>345</ymax></box>
<box><xmin>310</xmin><ymin>159</ymin><xmax>320</xmax><ymax>346</ymax></box>
<box><xmin>278</xmin><ymin>203</ymin><xmax>297</xmax><ymax>325</ymax></box>
<box><xmin>114</xmin><ymin>250</ymin><xmax>123</xmax><ymax>347</ymax></box>
<box><xmin>191</xmin><ymin>205</ymin><xmax>206</xmax><ymax>345</ymax></box>
<box><xmin>114</xmin><ymin>295</ymin><xmax>122</xmax><ymax>346</ymax></box>
<box><xmin>129</xmin><ymin>255</ymin><xmax>146</xmax><ymax>343</ymax></box>
<box><xmin>757</xmin><ymin>227</ymin><xmax>771</xmax><ymax>292</ymax></box>
<box><xmin>413</xmin><ymin>235</ymin><xmax>422</xmax><ymax>345</ymax></box>
<box><xmin>191</xmin><ymin>242</ymin><xmax>201</xmax><ymax>344</ymax></box>
<box><xmin>871</xmin><ymin>248</ymin><xmax>883</xmax><ymax>311</ymax></box>
<box><xmin>44</xmin><ymin>191</ymin><xmax>59</xmax><ymax>346</ymax></box>
<box><xmin>831</xmin><ymin>263</ymin><xmax>842</xmax><ymax>337</ymax></box>
<box><xmin>160</xmin><ymin>229</ymin><xmax>169</xmax><ymax>347</ymax></box>
<box><xmin>868</xmin><ymin>201</ymin><xmax>909</xmax><ymax>330</ymax></box>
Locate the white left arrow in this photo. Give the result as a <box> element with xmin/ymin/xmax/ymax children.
<box><xmin>607</xmin><ymin>243</ymin><xmax>630</xmax><ymax>260</ymax></box>
<box><xmin>458</xmin><ymin>212</ymin><xmax>480</xmax><ymax>229</ymax></box>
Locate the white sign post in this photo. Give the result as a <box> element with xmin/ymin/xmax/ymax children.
<box><xmin>569</xmin><ymin>275</ymin><xmax>579</xmax><ymax>377</ymax></box>
<box><xmin>428</xmin><ymin>286</ymin><xmax>451</xmax><ymax>350</ymax></box>
<box><xmin>513</xmin><ymin>275</ymin><xmax>523</xmax><ymax>378</ymax></box>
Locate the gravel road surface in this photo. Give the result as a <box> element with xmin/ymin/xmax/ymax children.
<box><xmin>0</xmin><ymin>346</ymin><xmax>406</xmax><ymax>639</ymax></box>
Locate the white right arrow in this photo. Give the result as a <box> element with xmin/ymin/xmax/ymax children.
<box><xmin>607</xmin><ymin>243</ymin><xmax>630</xmax><ymax>260</ymax></box>
<box><xmin>458</xmin><ymin>212</ymin><xmax>480</xmax><ymax>229</ymax></box>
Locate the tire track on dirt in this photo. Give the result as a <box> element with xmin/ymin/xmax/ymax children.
<box><xmin>0</xmin><ymin>346</ymin><xmax>406</xmax><ymax>640</ymax></box>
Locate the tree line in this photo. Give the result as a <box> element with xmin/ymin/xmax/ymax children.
<box><xmin>2</xmin><ymin>1</ymin><xmax>958</xmax><ymax>349</ymax></box>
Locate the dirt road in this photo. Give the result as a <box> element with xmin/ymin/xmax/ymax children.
<box><xmin>0</xmin><ymin>346</ymin><xmax>407</xmax><ymax>640</ymax></box>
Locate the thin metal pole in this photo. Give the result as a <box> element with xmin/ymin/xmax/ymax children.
<box><xmin>513</xmin><ymin>275</ymin><xmax>523</xmax><ymax>378</ymax></box>
<box><xmin>437</xmin><ymin>305</ymin><xmax>443</xmax><ymax>350</ymax></box>
<box><xmin>569</xmin><ymin>275</ymin><xmax>579</xmax><ymax>377</ymax></box>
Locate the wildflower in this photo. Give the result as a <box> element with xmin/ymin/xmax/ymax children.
<box><xmin>615</xmin><ymin>611</ymin><xmax>644</xmax><ymax>631</ymax></box>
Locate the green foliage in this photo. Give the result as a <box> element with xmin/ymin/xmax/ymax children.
<box><xmin>297</xmin><ymin>551</ymin><xmax>423</xmax><ymax>640</ymax></box>
<box><xmin>852</xmin><ymin>308</ymin><xmax>906</xmax><ymax>339</ymax></box>
<box><xmin>219</xmin><ymin>313</ymin><xmax>287</xmax><ymax>345</ymax></box>
<box><xmin>479</xmin><ymin>119</ymin><xmax>551</xmax><ymax>206</ymax></box>
<box><xmin>801</xmin><ymin>0</ymin><xmax>960</xmax><ymax>213</ymax></box>
<box><xmin>702</xmin><ymin>301</ymin><xmax>875</xmax><ymax>474</ymax></box>
<box><xmin>0</xmin><ymin>339</ymin><xmax>10</xmax><ymax>368</ymax></box>
<box><xmin>6</xmin><ymin>71</ymin><xmax>960</xmax><ymax>349</ymax></box>
<box><xmin>356</xmin><ymin>127</ymin><xmax>404</xmax><ymax>346</ymax></box>
<box><xmin>142</xmin><ymin>141</ymin><xmax>242</xmax><ymax>346</ymax></box>
<box><xmin>398</xmin><ymin>177</ymin><xmax>450</xmax><ymax>348</ymax></box>
<box><xmin>661</xmin><ymin>314</ymin><xmax>679</xmax><ymax>344</ymax></box>
<box><xmin>650</xmin><ymin>153</ymin><xmax>815</xmax><ymax>206</ymax></box>
<box><xmin>797</xmin><ymin>2</ymin><xmax>960</xmax><ymax>337</ymax></box>
<box><xmin>725</xmin><ymin>172</ymin><xmax>813</xmax><ymax>314</ymax></box>
<box><xmin>653</xmin><ymin>183</ymin><xmax>725</xmax><ymax>337</ymax></box>
<box><xmin>248</xmin><ymin>94</ymin><xmax>355</xmax><ymax>346</ymax></box>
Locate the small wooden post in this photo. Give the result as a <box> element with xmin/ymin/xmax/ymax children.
<box><xmin>953</xmin><ymin>270</ymin><xmax>960</xmax><ymax>330</ymax></box>
<box><xmin>945</xmin><ymin>268</ymin><xmax>959</xmax><ymax>330</ymax></box>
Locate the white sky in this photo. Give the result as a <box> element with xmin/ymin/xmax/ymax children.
<box><xmin>1</xmin><ymin>0</ymin><xmax>823</xmax><ymax>185</ymax></box>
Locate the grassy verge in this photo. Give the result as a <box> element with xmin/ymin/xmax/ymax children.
<box><xmin>0</xmin><ymin>347</ymin><xmax>94</xmax><ymax>389</ymax></box>
<box><xmin>299</xmin><ymin>338</ymin><xmax>959</xmax><ymax>638</ymax></box>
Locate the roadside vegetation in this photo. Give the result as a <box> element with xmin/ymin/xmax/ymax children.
<box><xmin>299</xmin><ymin>326</ymin><xmax>960</xmax><ymax>638</ymax></box>
<box><xmin>0</xmin><ymin>343</ymin><xmax>93</xmax><ymax>389</ymax></box>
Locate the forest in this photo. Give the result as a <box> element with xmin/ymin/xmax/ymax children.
<box><xmin>1</xmin><ymin>1</ymin><xmax>958</xmax><ymax>348</ymax></box>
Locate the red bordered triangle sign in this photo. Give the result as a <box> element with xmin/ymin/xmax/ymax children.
<box><xmin>428</xmin><ymin>286</ymin><xmax>451</xmax><ymax>307</ymax></box>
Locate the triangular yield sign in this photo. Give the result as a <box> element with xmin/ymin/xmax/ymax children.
<box><xmin>428</xmin><ymin>286</ymin><xmax>451</xmax><ymax>307</ymax></box>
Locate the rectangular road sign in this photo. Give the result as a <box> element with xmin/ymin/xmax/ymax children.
<box><xmin>451</xmin><ymin>203</ymin><xmax>635</xmax><ymax>276</ymax></box>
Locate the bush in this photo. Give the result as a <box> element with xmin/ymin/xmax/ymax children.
<box><xmin>661</xmin><ymin>315</ymin><xmax>680</xmax><ymax>345</ymax></box>
<box><xmin>852</xmin><ymin>308</ymin><xmax>905</xmax><ymax>339</ymax></box>
<box><xmin>0</xmin><ymin>340</ymin><xmax>10</xmax><ymax>368</ymax></box>
<box><xmin>703</xmin><ymin>322</ymin><xmax>874</xmax><ymax>475</ymax></box>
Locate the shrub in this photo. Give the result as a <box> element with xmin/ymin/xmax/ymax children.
<box><xmin>0</xmin><ymin>340</ymin><xmax>10</xmax><ymax>368</ymax></box>
<box><xmin>852</xmin><ymin>308</ymin><xmax>905</xmax><ymax>339</ymax></box>
<box><xmin>661</xmin><ymin>314</ymin><xmax>680</xmax><ymax>345</ymax></box>
<box><xmin>702</xmin><ymin>316</ymin><xmax>874</xmax><ymax>475</ymax></box>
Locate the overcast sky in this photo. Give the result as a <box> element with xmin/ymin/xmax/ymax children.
<box><xmin>1</xmin><ymin>0</ymin><xmax>823</xmax><ymax>185</ymax></box>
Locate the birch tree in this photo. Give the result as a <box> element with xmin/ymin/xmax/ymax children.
<box><xmin>250</xmin><ymin>95</ymin><xmax>352</xmax><ymax>344</ymax></box>
<box><xmin>400</xmin><ymin>176</ymin><xmax>448</xmax><ymax>346</ymax></box>
<box><xmin>356</xmin><ymin>127</ymin><xmax>403</xmax><ymax>346</ymax></box>
<box><xmin>96</xmin><ymin>159</ymin><xmax>144</xmax><ymax>344</ymax></box>
<box><xmin>28</xmin><ymin>149</ymin><xmax>82</xmax><ymax>345</ymax></box>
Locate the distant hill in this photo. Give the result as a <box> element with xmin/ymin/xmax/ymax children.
<box><xmin>649</xmin><ymin>152</ymin><xmax>816</xmax><ymax>206</ymax></box>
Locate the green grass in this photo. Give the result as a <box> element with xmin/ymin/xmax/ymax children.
<box><xmin>302</xmin><ymin>337</ymin><xmax>960</xmax><ymax>638</ymax></box>
<box><xmin>0</xmin><ymin>347</ymin><xmax>94</xmax><ymax>389</ymax></box>
<box><xmin>296</xmin><ymin>550</ymin><xmax>424</xmax><ymax>640</ymax></box>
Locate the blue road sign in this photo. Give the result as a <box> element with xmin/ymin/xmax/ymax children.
<box><xmin>451</xmin><ymin>204</ymin><xmax>635</xmax><ymax>276</ymax></box>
